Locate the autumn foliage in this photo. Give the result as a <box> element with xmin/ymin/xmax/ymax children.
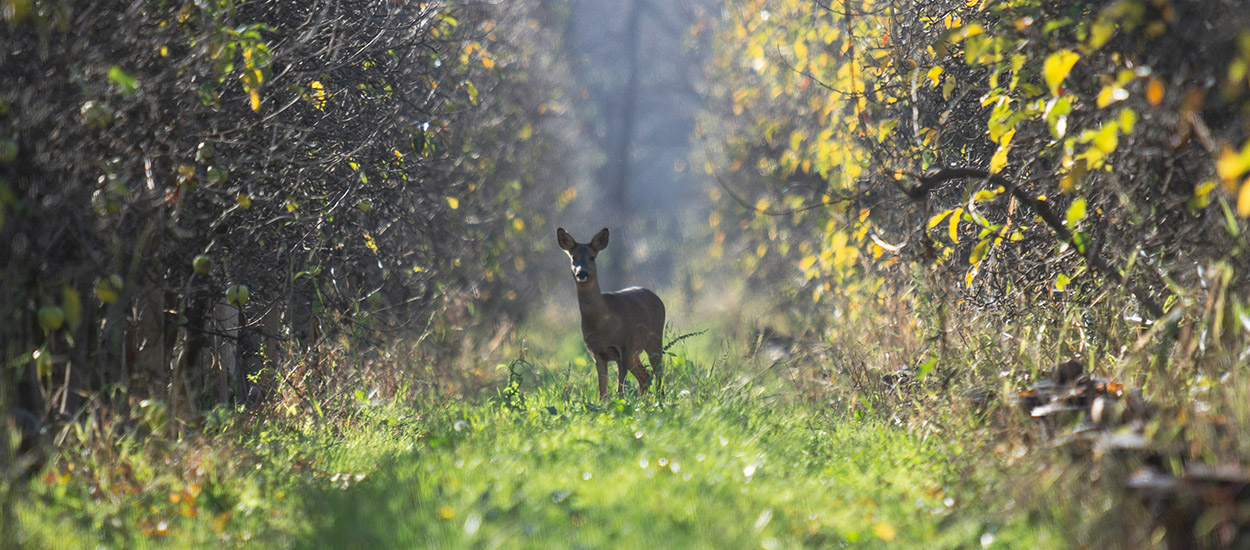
<box><xmin>702</xmin><ymin>0</ymin><xmax>1250</xmax><ymax>334</ymax></box>
<box><xmin>0</xmin><ymin>1</ymin><xmax>568</xmax><ymax>422</ymax></box>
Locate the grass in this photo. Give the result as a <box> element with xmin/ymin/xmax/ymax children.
<box><xmin>6</xmin><ymin>339</ymin><xmax>1062</xmax><ymax>549</ymax></box>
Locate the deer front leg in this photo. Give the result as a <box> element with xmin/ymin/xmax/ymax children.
<box><xmin>594</xmin><ymin>353</ymin><xmax>610</xmax><ymax>400</ymax></box>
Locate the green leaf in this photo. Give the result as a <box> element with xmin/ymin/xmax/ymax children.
<box><xmin>1073</xmin><ymin>230</ymin><xmax>1090</xmax><ymax>254</ymax></box>
<box><xmin>1043</xmin><ymin>50</ymin><xmax>1080</xmax><ymax>96</ymax></box>
<box><xmin>61</xmin><ymin>286</ymin><xmax>83</xmax><ymax>332</ymax></box>
<box><xmin>108</xmin><ymin>66</ymin><xmax>139</xmax><ymax>97</ymax></box>
<box><xmin>1219</xmin><ymin>196</ymin><xmax>1241</xmax><ymax>237</ymax></box>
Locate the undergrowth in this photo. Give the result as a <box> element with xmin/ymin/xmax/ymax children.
<box><xmin>6</xmin><ymin>284</ymin><xmax>1248</xmax><ymax>549</ymax></box>
<box><xmin>5</xmin><ymin>333</ymin><xmax>1063</xmax><ymax>549</ymax></box>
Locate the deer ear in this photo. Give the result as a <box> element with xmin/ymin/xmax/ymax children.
<box><xmin>590</xmin><ymin>227</ymin><xmax>610</xmax><ymax>251</ymax></box>
<box><xmin>556</xmin><ymin>227</ymin><xmax>576</xmax><ymax>251</ymax></box>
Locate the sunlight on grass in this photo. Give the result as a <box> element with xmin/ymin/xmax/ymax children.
<box><xmin>10</xmin><ymin>348</ymin><xmax>1059</xmax><ymax>549</ymax></box>
<box><xmin>297</xmin><ymin>374</ymin><xmax>1057</xmax><ymax>549</ymax></box>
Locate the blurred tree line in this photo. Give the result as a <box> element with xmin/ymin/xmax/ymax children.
<box><xmin>0</xmin><ymin>0</ymin><xmax>579</xmax><ymax>432</ymax></box>
<box><xmin>699</xmin><ymin>0</ymin><xmax>1250</xmax><ymax>368</ymax></box>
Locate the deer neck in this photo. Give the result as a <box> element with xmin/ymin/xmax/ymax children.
<box><xmin>575</xmin><ymin>278</ymin><xmax>609</xmax><ymax>323</ymax></box>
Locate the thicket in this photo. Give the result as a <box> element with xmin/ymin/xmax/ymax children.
<box><xmin>700</xmin><ymin>0</ymin><xmax>1250</xmax><ymax>544</ymax></box>
<box><xmin>702</xmin><ymin>0</ymin><xmax>1250</xmax><ymax>373</ymax></box>
<box><xmin>0</xmin><ymin>0</ymin><xmax>571</xmax><ymax>451</ymax></box>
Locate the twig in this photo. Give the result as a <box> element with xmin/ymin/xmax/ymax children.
<box><xmin>899</xmin><ymin>167</ymin><xmax>1164</xmax><ymax>319</ymax></box>
<box><xmin>664</xmin><ymin>329</ymin><xmax>708</xmax><ymax>353</ymax></box>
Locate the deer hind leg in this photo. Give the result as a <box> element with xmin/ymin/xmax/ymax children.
<box><xmin>645</xmin><ymin>340</ymin><xmax>664</xmax><ymax>395</ymax></box>
<box><xmin>627</xmin><ymin>351</ymin><xmax>652</xmax><ymax>393</ymax></box>
<box><xmin>616</xmin><ymin>360</ymin><xmax>629</xmax><ymax>395</ymax></box>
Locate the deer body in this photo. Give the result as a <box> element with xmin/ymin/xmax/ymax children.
<box><xmin>558</xmin><ymin>228</ymin><xmax>665</xmax><ymax>399</ymax></box>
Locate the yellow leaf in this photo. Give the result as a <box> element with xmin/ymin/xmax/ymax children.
<box><xmin>948</xmin><ymin>208</ymin><xmax>963</xmax><ymax>244</ymax></box>
<box><xmin>1060</xmin><ymin>160</ymin><xmax>1087</xmax><ymax>193</ymax></box>
<box><xmin>989</xmin><ymin>143</ymin><xmax>1010</xmax><ymax>174</ymax></box>
<box><xmin>1065</xmin><ymin>197</ymin><xmax>1087</xmax><ymax>227</ymax></box>
<box><xmin>927</xmin><ymin>209</ymin><xmax>952</xmax><ymax>229</ymax></box>
<box><xmin>969</xmin><ymin>238</ymin><xmax>991</xmax><ymax>265</ymax></box>
<box><xmin>872</xmin><ymin>522</ymin><xmax>897</xmax><ymax>542</ymax></box>
<box><xmin>927</xmin><ymin>66</ymin><xmax>943</xmax><ymax>87</ymax></box>
<box><xmin>248</xmin><ymin>89</ymin><xmax>260</xmax><ymax>111</ymax></box>
<box><xmin>1096</xmin><ymin>84</ymin><xmax>1128</xmax><ymax>108</ymax></box>
<box><xmin>310</xmin><ymin>80</ymin><xmax>327</xmax><ymax>110</ymax></box>
<box><xmin>481</xmin><ymin>55</ymin><xmax>495</xmax><ymax>70</ymax></box>
<box><xmin>973</xmin><ymin>189</ymin><xmax>998</xmax><ymax>202</ymax></box>
<box><xmin>1056</xmin><ymin>273</ymin><xmax>1071</xmax><ymax>291</ymax></box>
<box><xmin>1088</xmin><ymin>21</ymin><xmax>1116</xmax><ymax>50</ymax></box>
<box><xmin>746</xmin><ymin>43</ymin><xmax>764</xmax><ymax>62</ymax></box>
<box><xmin>1192</xmin><ymin>179</ymin><xmax>1217</xmax><ymax>209</ymax></box>
<box><xmin>1239</xmin><ymin>178</ymin><xmax>1250</xmax><ymax>218</ymax></box>
<box><xmin>447</xmin><ymin>197</ymin><xmax>459</xmax><ymax>209</ymax></box>
<box><xmin>1216</xmin><ymin>143</ymin><xmax>1250</xmax><ymax>183</ymax></box>
<box><xmin>1091</xmin><ymin>124</ymin><xmax>1119</xmax><ymax>154</ymax></box>
<box><xmin>1042</xmin><ymin>50</ymin><xmax>1080</xmax><ymax>96</ymax></box>
<box><xmin>1119</xmin><ymin>108</ymin><xmax>1138</xmax><ymax>134</ymax></box>
<box><xmin>799</xmin><ymin>255</ymin><xmax>817</xmax><ymax>271</ymax></box>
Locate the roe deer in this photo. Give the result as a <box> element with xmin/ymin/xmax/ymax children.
<box><xmin>557</xmin><ymin>227</ymin><xmax>665</xmax><ymax>399</ymax></box>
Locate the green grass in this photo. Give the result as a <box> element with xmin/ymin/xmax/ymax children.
<box><xmin>8</xmin><ymin>348</ymin><xmax>1060</xmax><ymax>549</ymax></box>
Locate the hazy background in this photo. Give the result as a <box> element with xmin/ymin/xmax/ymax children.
<box><xmin>548</xmin><ymin>0</ymin><xmax>719</xmax><ymax>293</ymax></box>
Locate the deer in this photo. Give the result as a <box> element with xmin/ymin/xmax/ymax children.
<box><xmin>556</xmin><ymin>227</ymin><xmax>666</xmax><ymax>400</ymax></box>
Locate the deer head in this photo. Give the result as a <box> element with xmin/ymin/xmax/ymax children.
<box><xmin>556</xmin><ymin>227</ymin><xmax>609</xmax><ymax>285</ymax></box>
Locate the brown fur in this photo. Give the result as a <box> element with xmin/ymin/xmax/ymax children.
<box><xmin>557</xmin><ymin>228</ymin><xmax>666</xmax><ymax>399</ymax></box>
